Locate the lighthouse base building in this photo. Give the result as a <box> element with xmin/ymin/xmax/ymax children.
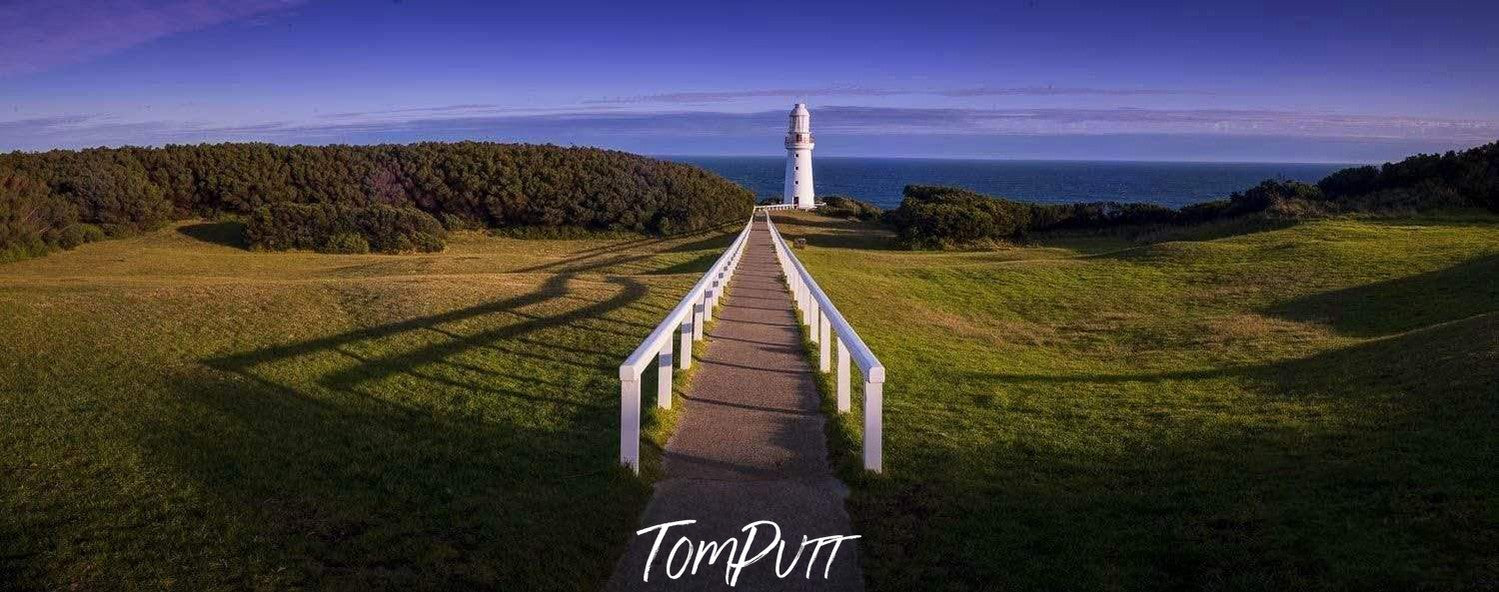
<box><xmin>783</xmin><ymin>103</ymin><xmax>816</xmax><ymax>209</ymax></box>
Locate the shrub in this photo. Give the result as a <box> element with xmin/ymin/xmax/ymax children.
<box><xmin>98</xmin><ymin>223</ymin><xmax>138</xmax><ymax>238</ymax></box>
<box><xmin>889</xmin><ymin>185</ymin><xmax>1031</xmax><ymax>248</ymax></box>
<box><xmin>1317</xmin><ymin>142</ymin><xmax>1499</xmax><ymax>211</ymax></box>
<box><xmin>1227</xmin><ymin>180</ymin><xmax>1324</xmax><ymax>213</ymax></box>
<box><xmin>1175</xmin><ymin>199</ymin><xmax>1233</xmax><ymax>225</ymax></box>
<box><xmin>0</xmin><ymin>237</ymin><xmax>49</xmax><ymax>263</ymax></box>
<box><xmin>56</xmin><ymin>224</ymin><xmax>105</xmax><ymax>249</ymax></box>
<box><xmin>58</xmin><ymin>158</ymin><xmax>172</xmax><ymax>232</ymax></box>
<box><xmin>439</xmin><ymin>212</ymin><xmax>485</xmax><ymax>231</ymax></box>
<box><xmin>355</xmin><ymin>204</ymin><xmax>447</xmax><ymax>253</ymax></box>
<box><xmin>1029</xmin><ymin>201</ymin><xmax>1178</xmax><ymax>232</ymax></box>
<box><xmin>410</xmin><ymin>232</ymin><xmax>445</xmax><ymax>253</ymax></box>
<box><xmin>890</xmin><ymin>180</ymin><xmax>1342</xmax><ymax>249</ymax></box>
<box><xmin>884</xmin><ymin>142</ymin><xmax>1499</xmax><ymax>250</ymax></box>
<box><xmin>1</xmin><ymin>171</ymin><xmax>57</xmax><ymax>252</ymax></box>
<box><xmin>816</xmin><ymin>195</ymin><xmax>884</xmax><ymax>221</ymax></box>
<box><xmin>247</xmin><ymin>203</ymin><xmax>446</xmax><ymax>254</ymax></box>
<box><xmin>321</xmin><ymin>232</ymin><xmax>370</xmax><ymax>254</ymax></box>
<box><xmin>1317</xmin><ymin>165</ymin><xmax>1380</xmax><ymax>198</ymax></box>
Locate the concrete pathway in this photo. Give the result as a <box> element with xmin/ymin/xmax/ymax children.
<box><xmin>607</xmin><ymin>218</ymin><xmax>863</xmax><ymax>591</ymax></box>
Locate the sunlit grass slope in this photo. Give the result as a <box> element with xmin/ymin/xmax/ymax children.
<box><xmin>776</xmin><ymin>210</ymin><xmax>1499</xmax><ymax>591</ymax></box>
<box><xmin>0</xmin><ymin>220</ymin><xmax>735</xmax><ymax>591</ymax></box>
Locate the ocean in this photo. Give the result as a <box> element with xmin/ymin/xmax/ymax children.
<box><xmin>666</xmin><ymin>156</ymin><xmax>1352</xmax><ymax>210</ymax></box>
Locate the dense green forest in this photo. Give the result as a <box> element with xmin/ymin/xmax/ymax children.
<box><xmin>887</xmin><ymin>141</ymin><xmax>1499</xmax><ymax>248</ymax></box>
<box><xmin>0</xmin><ymin>142</ymin><xmax>754</xmax><ymax>259</ymax></box>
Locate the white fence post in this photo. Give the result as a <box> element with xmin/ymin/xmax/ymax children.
<box><xmin>618</xmin><ymin>217</ymin><xmax>754</xmax><ymax>475</ymax></box>
<box><xmin>819</xmin><ymin>312</ymin><xmax>832</xmax><ymax>372</ymax></box>
<box><xmin>711</xmin><ymin>277</ymin><xmax>721</xmax><ymax>309</ymax></box>
<box><xmin>863</xmin><ymin>379</ymin><xmax>883</xmax><ymax>473</ymax></box>
<box><xmin>762</xmin><ymin>213</ymin><xmax>885</xmax><ymax>474</ymax></box>
<box><xmin>657</xmin><ymin>337</ymin><xmax>673</xmax><ymax>409</ymax></box>
<box><xmin>836</xmin><ymin>338</ymin><xmax>851</xmax><ymax>412</ymax></box>
<box><xmin>803</xmin><ymin>287</ymin><xmax>815</xmax><ymax>329</ymax></box>
<box><xmin>621</xmin><ymin>379</ymin><xmax>641</xmax><ymax>470</ymax></box>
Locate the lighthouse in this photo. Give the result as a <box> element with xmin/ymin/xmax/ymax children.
<box><xmin>783</xmin><ymin>103</ymin><xmax>815</xmax><ymax>209</ymax></box>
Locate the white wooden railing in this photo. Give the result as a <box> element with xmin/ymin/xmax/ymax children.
<box><xmin>617</xmin><ymin>218</ymin><xmax>754</xmax><ymax>472</ymax></box>
<box><xmin>764</xmin><ymin>214</ymin><xmax>887</xmax><ymax>473</ymax></box>
<box><xmin>753</xmin><ymin>202</ymin><xmax>823</xmax><ymax>212</ymax></box>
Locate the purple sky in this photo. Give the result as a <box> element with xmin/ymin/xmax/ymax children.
<box><xmin>2</xmin><ymin>0</ymin><xmax>1496</xmax><ymax>162</ymax></box>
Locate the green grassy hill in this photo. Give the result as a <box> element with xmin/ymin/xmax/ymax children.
<box><xmin>776</xmin><ymin>211</ymin><xmax>1499</xmax><ymax>590</ymax></box>
<box><xmin>0</xmin><ymin>221</ymin><xmax>734</xmax><ymax>591</ymax></box>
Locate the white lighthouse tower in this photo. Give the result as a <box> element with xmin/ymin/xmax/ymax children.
<box><xmin>783</xmin><ymin>103</ymin><xmax>815</xmax><ymax>209</ymax></box>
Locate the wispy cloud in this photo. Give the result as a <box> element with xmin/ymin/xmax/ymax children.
<box><xmin>0</xmin><ymin>114</ymin><xmax>96</xmax><ymax>134</ymax></box>
<box><xmin>938</xmin><ymin>86</ymin><xmax>1218</xmax><ymax>97</ymax></box>
<box><xmin>0</xmin><ymin>0</ymin><xmax>307</xmax><ymax>77</ymax></box>
<box><xmin>587</xmin><ymin>87</ymin><xmax>909</xmax><ymax>105</ymax></box>
<box><xmin>871</xmin><ymin>106</ymin><xmax>1499</xmax><ymax>140</ymax></box>
<box><xmin>4</xmin><ymin>106</ymin><xmax>1496</xmax><ymax>153</ymax></box>
<box><xmin>316</xmin><ymin>104</ymin><xmax>626</xmax><ymax>120</ymax></box>
<box><xmin>318</xmin><ymin>104</ymin><xmax>512</xmax><ymax>120</ymax></box>
<box><xmin>587</xmin><ymin>86</ymin><xmax>1215</xmax><ymax>104</ymax></box>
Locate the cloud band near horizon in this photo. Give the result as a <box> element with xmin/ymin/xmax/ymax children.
<box><xmin>4</xmin><ymin>105</ymin><xmax>1495</xmax><ymax>152</ymax></box>
<box><xmin>585</xmin><ymin>86</ymin><xmax>1219</xmax><ymax>105</ymax></box>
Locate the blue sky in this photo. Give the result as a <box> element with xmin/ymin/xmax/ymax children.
<box><xmin>2</xmin><ymin>0</ymin><xmax>1497</xmax><ymax>162</ymax></box>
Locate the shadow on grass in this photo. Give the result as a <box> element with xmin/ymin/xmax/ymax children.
<box><xmin>1086</xmin><ymin>220</ymin><xmax>1308</xmax><ymax>266</ymax></box>
<box><xmin>850</xmin><ymin>311</ymin><xmax>1499</xmax><ymax>591</ymax></box>
<box><xmin>208</xmin><ymin>273</ymin><xmax>577</xmax><ymax>371</ymax></box>
<box><xmin>644</xmin><ymin>252</ymin><xmax>721</xmax><ymax>276</ymax></box>
<box><xmin>770</xmin><ymin>214</ymin><xmax>898</xmax><ymax>250</ymax></box>
<box><xmin>160</xmin><ymin>271</ymin><xmax>670</xmax><ymax>590</ymax></box>
<box><xmin>139</xmin><ymin>367</ymin><xmax>650</xmax><ymax>591</ymax></box>
<box><xmin>1265</xmin><ymin>254</ymin><xmax>1499</xmax><ymax>337</ymax></box>
<box><xmin>178</xmin><ymin>221</ymin><xmax>248</xmax><ymax>249</ymax></box>
<box><xmin>1116</xmin><ymin>216</ymin><xmax>1298</xmax><ymax>245</ymax></box>
<box><xmin>1352</xmin><ymin>211</ymin><xmax>1499</xmax><ymax>229</ymax></box>
<box><xmin>319</xmin><ymin>277</ymin><xmax>648</xmax><ymax>391</ymax></box>
<box><xmin>663</xmin><ymin>227</ymin><xmax>740</xmax><ymax>254</ymax></box>
<box><xmin>511</xmin><ymin>221</ymin><xmax>739</xmax><ymax>274</ymax></box>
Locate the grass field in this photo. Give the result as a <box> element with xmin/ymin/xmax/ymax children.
<box><xmin>5</xmin><ymin>211</ymin><xmax>1496</xmax><ymax>591</ymax></box>
<box><xmin>774</xmin><ymin>210</ymin><xmax>1499</xmax><ymax>591</ymax></box>
<box><xmin>0</xmin><ymin>220</ymin><xmax>738</xmax><ymax>591</ymax></box>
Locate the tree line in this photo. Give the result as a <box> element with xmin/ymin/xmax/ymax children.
<box><xmin>883</xmin><ymin>141</ymin><xmax>1499</xmax><ymax>248</ymax></box>
<box><xmin>0</xmin><ymin>142</ymin><xmax>755</xmax><ymax>259</ymax></box>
